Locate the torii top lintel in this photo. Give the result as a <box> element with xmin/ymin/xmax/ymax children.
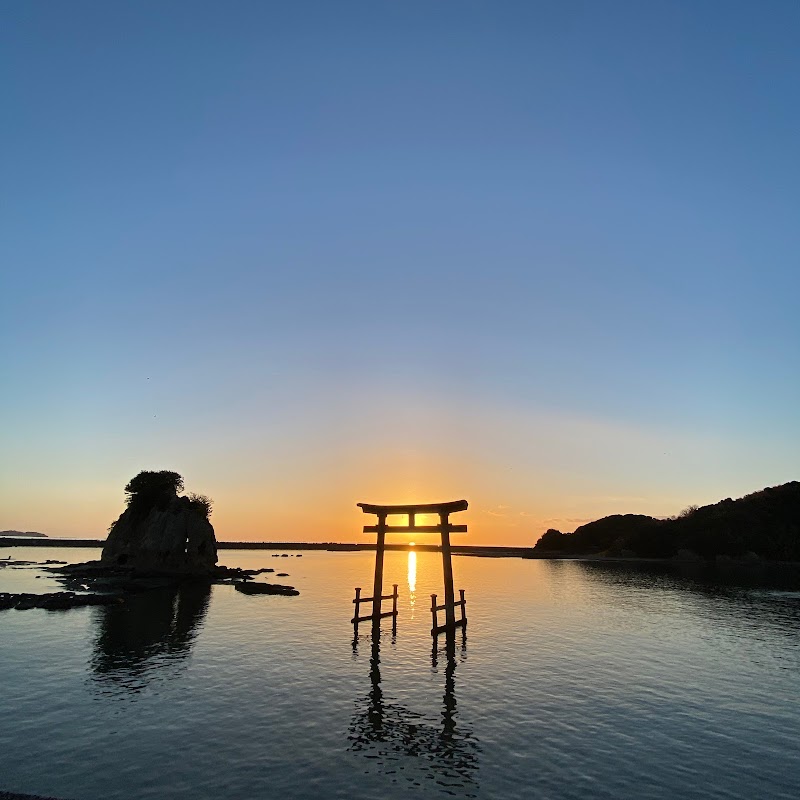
<box><xmin>357</xmin><ymin>500</ymin><xmax>468</xmax><ymax>534</ymax></box>
<box><xmin>357</xmin><ymin>500</ymin><xmax>468</xmax><ymax>516</ymax></box>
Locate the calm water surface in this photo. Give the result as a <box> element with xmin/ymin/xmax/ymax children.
<box><xmin>1</xmin><ymin>547</ymin><xmax>800</xmax><ymax>799</ymax></box>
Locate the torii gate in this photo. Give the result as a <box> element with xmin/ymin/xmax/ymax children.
<box><xmin>352</xmin><ymin>500</ymin><xmax>468</xmax><ymax>636</ymax></box>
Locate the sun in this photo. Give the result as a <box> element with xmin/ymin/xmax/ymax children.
<box><xmin>409</xmin><ymin>541</ymin><xmax>415</xmax><ymax>547</ymax></box>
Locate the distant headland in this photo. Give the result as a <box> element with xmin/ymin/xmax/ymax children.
<box><xmin>0</xmin><ymin>530</ymin><xmax>47</xmax><ymax>538</ymax></box>
<box><xmin>533</xmin><ymin>481</ymin><xmax>800</xmax><ymax>562</ymax></box>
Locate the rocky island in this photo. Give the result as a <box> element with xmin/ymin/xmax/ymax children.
<box><xmin>1</xmin><ymin>470</ymin><xmax>298</xmax><ymax>611</ymax></box>
<box><xmin>101</xmin><ymin>470</ymin><xmax>217</xmax><ymax>573</ymax></box>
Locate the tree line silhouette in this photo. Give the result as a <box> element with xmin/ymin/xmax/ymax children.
<box><xmin>534</xmin><ymin>481</ymin><xmax>800</xmax><ymax>561</ymax></box>
<box><xmin>122</xmin><ymin>470</ymin><xmax>212</xmax><ymax>522</ymax></box>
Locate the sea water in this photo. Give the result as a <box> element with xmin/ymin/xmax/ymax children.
<box><xmin>1</xmin><ymin>547</ymin><xmax>799</xmax><ymax>799</ymax></box>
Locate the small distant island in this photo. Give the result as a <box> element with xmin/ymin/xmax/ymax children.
<box><xmin>533</xmin><ymin>481</ymin><xmax>800</xmax><ymax>562</ymax></box>
<box><xmin>0</xmin><ymin>530</ymin><xmax>48</xmax><ymax>538</ymax></box>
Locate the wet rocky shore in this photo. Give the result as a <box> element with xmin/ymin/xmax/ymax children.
<box><xmin>0</xmin><ymin>557</ymin><xmax>299</xmax><ymax>611</ymax></box>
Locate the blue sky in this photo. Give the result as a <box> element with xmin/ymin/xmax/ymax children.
<box><xmin>2</xmin><ymin>1</ymin><xmax>798</xmax><ymax>542</ymax></box>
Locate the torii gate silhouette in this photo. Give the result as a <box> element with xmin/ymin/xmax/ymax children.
<box><xmin>352</xmin><ymin>500</ymin><xmax>468</xmax><ymax>636</ymax></box>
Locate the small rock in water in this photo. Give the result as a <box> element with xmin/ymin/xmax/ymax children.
<box><xmin>234</xmin><ymin>582</ymin><xmax>299</xmax><ymax>597</ymax></box>
<box><xmin>277</xmin><ymin>573</ymin><xmax>289</xmax><ymax>577</ymax></box>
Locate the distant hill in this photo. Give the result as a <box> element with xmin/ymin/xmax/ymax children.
<box><xmin>0</xmin><ymin>530</ymin><xmax>48</xmax><ymax>538</ymax></box>
<box><xmin>533</xmin><ymin>481</ymin><xmax>800</xmax><ymax>561</ymax></box>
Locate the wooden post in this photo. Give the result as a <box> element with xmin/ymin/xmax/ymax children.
<box><xmin>351</xmin><ymin>586</ymin><xmax>361</xmax><ymax>632</ymax></box>
<box><xmin>440</xmin><ymin>510</ymin><xmax>456</xmax><ymax>631</ymax></box>
<box><xmin>459</xmin><ymin>588</ymin><xmax>466</xmax><ymax>626</ymax></box>
<box><xmin>372</xmin><ymin>512</ymin><xmax>387</xmax><ymax>622</ymax></box>
<box><xmin>431</xmin><ymin>593</ymin><xmax>438</xmax><ymax>632</ymax></box>
<box><xmin>392</xmin><ymin>584</ymin><xmax>398</xmax><ymax>617</ymax></box>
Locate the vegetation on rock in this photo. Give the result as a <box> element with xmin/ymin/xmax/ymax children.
<box><xmin>118</xmin><ymin>470</ymin><xmax>213</xmax><ymax>521</ymax></box>
<box><xmin>186</xmin><ymin>492</ymin><xmax>213</xmax><ymax>519</ymax></box>
<box><xmin>124</xmin><ymin>470</ymin><xmax>185</xmax><ymax>516</ymax></box>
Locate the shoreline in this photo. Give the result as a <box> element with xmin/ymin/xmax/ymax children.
<box><xmin>3</xmin><ymin>538</ymin><xmax>800</xmax><ymax>567</ymax></box>
<box><xmin>0</xmin><ymin>793</ymin><xmax>70</xmax><ymax>800</ymax></box>
<box><xmin>0</xmin><ymin>537</ymin><xmax>536</xmax><ymax>558</ymax></box>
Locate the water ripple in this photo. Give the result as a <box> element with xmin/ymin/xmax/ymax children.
<box><xmin>1</xmin><ymin>549</ymin><xmax>800</xmax><ymax>799</ymax></box>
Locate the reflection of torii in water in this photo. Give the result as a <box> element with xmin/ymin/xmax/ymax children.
<box><xmin>348</xmin><ymin>629</ymin><xmax>480</xmax><ymax>793</ymax></box>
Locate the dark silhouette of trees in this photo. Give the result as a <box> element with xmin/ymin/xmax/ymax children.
<box><xmin>536</xmin><ymin>528</ymin><xmax>569</xmax><ymax>550</ymax></box>
<box><xmin>186</xmin><ymin>492</ymin><xmax>213</xmax><ymax>519</ymax></box>
<box><xmin>533</xmin><ymin>482</ymin><xmax>800</xmax><ymax>561</ymax></box>
<box><xmin>121</xmin><ymin>470</ymin><xmax>212</xmax><ymax>521</ymax></box>
<box><xmin>125</xmin><ymin>470</ymin><xmax>183</xmax><ymax>502</ymax></box>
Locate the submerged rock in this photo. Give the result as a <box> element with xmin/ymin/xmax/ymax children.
<box><xmin>4</xmin><ymin>562</ymin><xmax>297</xmax><ymax>613</ymax></box>
<box><xmin>235</xmin><ymin>581</ymin><xmax>299</xmax><ymax>597</ymax></box>
<box><xmin>0</xmin><ymin>591</ymin><xmax>123</xmax><ymax>611</ymax></box>
<box><xmin>48</xmin><ymin>562</ymin><xmax>279</xmax><ymax>594</ymax></box>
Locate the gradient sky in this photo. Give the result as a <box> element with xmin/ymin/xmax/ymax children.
<box><xmin>2</xmin><ymin>1</ymin><xmax>798</xmax><ymax>545</ymax></box>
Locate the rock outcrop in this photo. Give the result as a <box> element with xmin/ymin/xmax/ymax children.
<box><xmin>102</xmin><ymin>497</ymin><xmax>217</xmax><ymax>573</ymax></box>
<box><xmin>101</xmin><ymin>471</ymin><xmax>217</xmax><ymax>574</ymax></box>
<box><xmin>17</xmin><ymin>471</ymin><xmax>300</xmax><ymax>601</ymax></box>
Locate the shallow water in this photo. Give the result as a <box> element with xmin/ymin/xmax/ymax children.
<box><xmin>1</xmin><ymin>547</ymin><xmax>800</xmax><ymax>799</ymax></box>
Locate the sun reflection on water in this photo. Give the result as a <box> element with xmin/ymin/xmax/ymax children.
<box><xmin>407</xmin><ymin>550</ymin><xmax>417</xmax><ymax>619</ymax></box>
